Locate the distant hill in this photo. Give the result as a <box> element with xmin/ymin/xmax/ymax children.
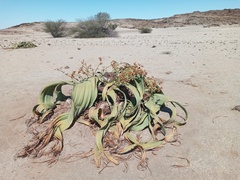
<box><xmin>113</xmin><ymin>9</ymin><xmax>240</xmax><ymax>28</ymax></box>
<box><xmin>1</xmin><ymin>8</ymin><xmax>240</xmax><ymax>33</ymax></box>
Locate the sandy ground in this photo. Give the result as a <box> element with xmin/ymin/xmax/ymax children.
<box><xmin>0</xmin><ymin>26</ymin><xmax>240</xmax><ymax>180</ymax></box>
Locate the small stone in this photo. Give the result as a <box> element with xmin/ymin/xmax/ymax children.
<box><xmin>64</xmin><ymin>66</ymin><xmax>69</xmax><ymax>69</ymax></box>
<box><xmin>232</xmin><ymin>105</ymin><xmax>240</xmax><ymax>112</ymax></box>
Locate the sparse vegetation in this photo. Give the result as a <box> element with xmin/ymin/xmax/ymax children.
<box><xmin>11</xmin><ymin>41</ymin><xmax>37</xmax><ymax>49</ymax></box>
<box><xmin>16</xmin><ymin>59</ymin><xmax>188</xmax><ymax>169</ymax></box>
<box><xmin>70</xmin><ymin>12</ymin><xmax>117</xmax><ymax>38</ymax></box>
<box><xmin>44</xmin><ymin>19</ymin><xmax>67</xmax><ymax>38</ymax></box>
<box><xmin>138</xmin><ymin>27</ymin><xmax>152</xmax><ymax>34</ymax></box>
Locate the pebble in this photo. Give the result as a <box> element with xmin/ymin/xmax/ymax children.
<box><xmin>232</xmin><ymin>105</ymin><xmax>240</xmax><ymax>112</ymax></box>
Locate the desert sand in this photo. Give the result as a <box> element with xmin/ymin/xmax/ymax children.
<box><xmin>0</xmin><ymin>25</ymin><xmax>240</xmax><ymax>180</ymax></box>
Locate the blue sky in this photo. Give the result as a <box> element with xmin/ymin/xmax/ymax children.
<box><xmin>1</xmin><ymin>0</ymin><xmax>239</xmax><ymax>29</ymax></box>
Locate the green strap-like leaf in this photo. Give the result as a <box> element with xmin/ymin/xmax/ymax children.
<box><xmin>123</xmin><ymin>106</ymin><xmax>142</xmax><ymax>131</ymax></box>
<box><xmin>39</xmin><ymin>81</ymin><xmax>71</xmax><ymax>105</ymax></box>
<box><xmin>144</xmin><ymin>93</ymin><xmax>169</xmax><ymax>114</ymax></box>
<box><xmin>55</xmin><ymin>84</ymin><xmax>70</xmax><ymax>104</ymax></box>
<box><xmin>38</xmin><ymin>109</ymin><xmax>53</xmax><ymax>123</ymax></box>
<box><xmin>72</xmin><ymin>76</ymin><xmax>98</xmax><ymax>116</ymax></box>
<box><xmin>133</xmin><ymin>78</ymin><xmax>145</xmax><ymax>99</ymax></box>
<box><xmin>169</xmin><ymin>101</ymin><xmax>188</xmax><ymax>126</ymax></box>
<box><xmin>35</xmin><ymin>81</ymin><xmax>72</xmax><ymax>114</ymax></box>
<box><xmin>118</xmin><ymin>144</ymin><xmax>137</xmax><ymax>154</ymax></box>
<box><xmin>53</xmin><ymin>112</ymin><xmax>72</xmax><ymax>132</ymax></box>
<box><xmin>140</xmin><ymin>140</ymin><xmax>164</xmax><ymax>150</ymax></box>
<box><xmin>130</xmin><ymin>112</ymin><xmax>149</xmax><ymax>131</ymax></box>
<box><xmin>102</xmin><ymin>82</ymin><xmax>114</xmax><ymax>101</ymax></box>
<box><xmin>125</xmin><ymin>132</ymin><xmax>140</xmax><ymax>145</ymax></box>
<box><xmin>88</xmin><ymin>107</ymin><xmax>104</xmax><ymax>127</ymax></box>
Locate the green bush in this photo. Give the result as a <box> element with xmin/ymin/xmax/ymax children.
<box><xmin>71</xmin><ymin>19</ymin><xmax>110</xmax><ymax>38</ymax></box>
<box><xmin>71</xmin><ymin>12</ymin><xmax>117</xmax><ymax>38</ymax></box>
<box><xmin>95</xmin><ymin>12</ymin><xmax>110</xmax><ymax>27</ymax></box>
<box><xmin>138</xmin><ymin>27</ymin><xmax>152</xmax><ymax>34</ymax></box>
<box><xmin>44</xmin><ymin>19</ymin><xmax>67</xmax><ymax>38</ymax></box>
<box><xmin>108</xmin><ymin>23</ymin><xmax>118</xmax><ymax>30</ymax></box>
<box><xmin>11</xmin><ymin>41</ymin><xmax>37</xmax><ymax>49</ymax></box>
